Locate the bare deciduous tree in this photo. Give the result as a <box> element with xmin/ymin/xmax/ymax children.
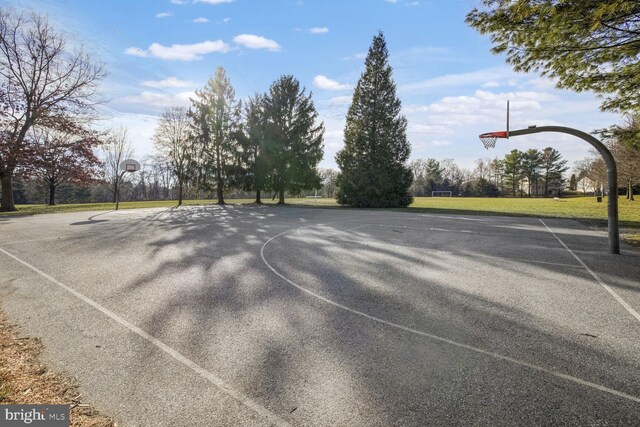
<box><xmin>0</xmin><ymin>9</ymin><xmax>105</xmax><ymax>211</ymax></box>
<box><xmin>103</xmin><ymin>126</ymin><xmax>134</xmax><ymax>203</ymax></box>
<box><xmin>154</xmin><ymin>106</ymin><xmax>193</xmax><ymax>206</ymax></box>
<box><xmin>599</xmin><ymin>115</ymin><xmax>640</xmax><ymax>201</ymax></box>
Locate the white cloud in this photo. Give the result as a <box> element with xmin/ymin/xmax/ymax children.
<box><xmin>408</xmin><ymin>124</ymin><xmax>454</xmax><ymax>135</ymax></box>
<box><xmin>482</xmin><ymin>81</ymin><xmax>500</xmax><ymax>88</ymax></box>
<box><xmin>222</xmin><ymin>17</ymin><xmax>231</xmax><ymax>23</ymax></box>
<box><xmin>141</xmin><ymin>77</ymin><xmax>194</xmax><ymax>88</ymax></box>
<box><xmin>328</xmin><ymin>95</ymin><xmax>352</xmax><ymax>106</ymax></box>
<box><xmin>155</xmin><ymin>11</ymin><xmax>173</xmax><ymax>18</ymax></box>
<box><xmin>95</xmin><ymin>112</ymin><xmax>160</xmax><ymax>158</ymax></box>
<box><xmin>124</xmin><ymin>47</ymin><xmax>148</xmax><ymax>57</ymax></box>
<box><xmin>195</xmin><ymin>0</ymin><xmax>235</xmax><ymax>4</ymax></box>
<box><xmin>309</xmin><ymin>27</ymin><xmax>329</xmax><ymax>34</ymax></box>
<box><xmin>233</xmin><ymin>34</ymin><xmax>281</xmax><ymax>51</ymax></box>
<box><xmin>423</xmin><ymin>90</ymin><xmax>555</xmax><ymax>114</ymax></box>
<box><xmin>313</xmin><ymin>75</ymin><xmax>351</xmax><ymax>91</ymax></box>
<box><xmin>399</xmin><ymin>67</ymin><xmax>512</xmax><ymax>92</ymax></box>
<box><xmin>385</xmin><ymin>0</ymin><xmax>420</xmax><ymax>5</ymax></box>
<box><xmin>528</xmin><ymin>77</ymin><xmax>558</xmax><ymax>90</ymax></box>
<box><xmin>404</xmin><ymin>90</ymin><xmax>557</xmax><ymax>131</ymax></box>
<box><xmin>344</xmin><ymin>52</ymin><xmax>366</xmax><ymax>61</ymax></box>
<box><xmin>171</xmin><ymin>0</ymin><xmax>189</xmax><ymax>4</ymax></box>
<box><xmin>192</xmin><ymin>17</ymin><xmax>210</xmax><ymax>23</ymax></box>
<box><xmin>432</xmin><ymin>140</ymin><xmax>452</xmax><ymax>146</ymax></box>
<box><xmin>125</xmin><ymin>40</ymin><xmax>230</xmax><ymax>61</ymax></box>
<box><xmin>120</xmin><ymin>91</ymin><xmax>194</xmax><ymax>109</ymax></box>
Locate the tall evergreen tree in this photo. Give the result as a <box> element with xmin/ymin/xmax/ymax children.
<box><xmin>489</xmin><ymin>157</ymin><xmax>504</xmax><ymax>193</ymax></box>
<box><xmin>239</xmin><ymin>93</ymin><xmax>270</xmax><ymax>204</ymax></box>
<box><xmin>520</xmin><ymin>149</ymin><xmax>542</xmax><ymax>196</ymax></box>
<box><xmin>569</xmin><ymin>173</ymin><xmax>578</xmax><ymax>191</ymax></box>
<box><xmin>190</xmin><ymin>67</ymin><xmax>242</xmax><ymax>204</ymax></box>
<box><xmin>503</xmin><ymin>149</ymin><xmax>523</xmax><ymax>197</ymax></box>
<box><xmin>540</xmin><ymin>147</ymin><xmax>568</xmax><ymax>196</ymax></box>
<box><xmin>263</xmin><ymin>75</ymin><xmax>324</xmax><ymax>205</ymax></box>
<box><xmin>336</xmin><ymin>32</ymin><xmax>413</xmax><ymax>208</ymax></box>
<box><xmin>424</xmin><ymin>158</ymin><xmax>444</xmax><ymax>195</ymax></box>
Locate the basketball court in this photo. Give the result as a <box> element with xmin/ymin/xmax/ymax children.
<box><xmin>0</xmin><ymin>205</ymin><xmax>638</xmax><ymax>425</ymax></box>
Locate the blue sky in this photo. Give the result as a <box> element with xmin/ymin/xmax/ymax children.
<box><xmin>11</xmin><ymin>0</ymin><xmax>619</xmax><ymax>171</ymax></box>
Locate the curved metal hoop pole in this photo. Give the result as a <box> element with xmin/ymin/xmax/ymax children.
<box><xmin>508</xmin><ymin>126</ymin><xmax>619</xmax><ymax>254</ymax></box>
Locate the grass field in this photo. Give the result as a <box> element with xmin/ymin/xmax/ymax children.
<box><xmin>2</xmin><ymin>196</ymin><xmax>639</xmax><ymax>231</ymax></box>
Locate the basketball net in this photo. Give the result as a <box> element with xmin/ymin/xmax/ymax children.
<box><xmin>480</xmin><ymin>135</ymin><xmax>498</xmax><ymax>149</ymax></box>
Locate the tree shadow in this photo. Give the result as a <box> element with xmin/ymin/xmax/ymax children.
<box><xmin>97</xmin><ymin>206</ymin><xmax>640</xmax><ymax>424</ymax></box>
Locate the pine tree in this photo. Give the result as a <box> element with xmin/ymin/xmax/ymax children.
<box><xmin>520</xmin><ymin>149</ymin><xmax>542</xmax><ymax>196</ymax></box>
<box><xmin>336</xmin><ymin>32</ymin><xmax>413</xmax><ymax>208</ymax></box>
<box><xmin>569</xmin><ymin>174</ymin><xmax>578</xmax><ymax>191</ymax></box>
<box><xmin>503</xmin><ymin>149</ymin><xmax>523</xmax><ymax>197</ymax></box>
<box><xmin>263</xmin><ymin>75</ymin><xmax>324</xmax><ymax>205</ymax></box>
<box><xmin>540</xmin><ymin>147</ymin><xmax>568</xmax><ymax>196</ymax></box>
<box><xmin>190</xmin><ymin>67</ymin><xmax>242</xmax><ymax>204</ymax></box>
<box><xmin>424</xmin><ymin>158</ymin><xmax>444</xmax><ymax>195</ymax></box>
<box><xmin>239</xmin><ymin>94</ymin><xmax>270</xmax><ymax>204</ymax></box>
<box><xmin>467</xmin><ymin>1</ymin><xmax>640</xmax><ymax>112</ymax></box>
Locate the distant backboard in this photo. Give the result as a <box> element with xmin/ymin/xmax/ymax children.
<box><xmin>119</xmin><ymin>159</ymin><xmax>140</xmax><ymax>173</ymax></box>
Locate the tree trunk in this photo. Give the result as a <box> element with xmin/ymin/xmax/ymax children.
<box><xmin>255</xmin><ymin>189</ymin><xmax>262</xmax><ymax>204</ymax></box>
<box><xmin>629</xmin><ymin>180</ymin><xmax>635</xmax><ymax>201</ymax></box>
<box><xmin>216</xmin><ymin>180</ymin><xmax>224</xmax><ymax>204</ymax></box>
<box><xmin>49</xmin><ymin>183</ymin><xmax>56</xmax><ymax>206</ymax></box>
<box><xmin>0</xmin><ymin>171</ymin><xmax>17</xmax><ymax>212</ymax></box>
<box><xmin>178</xmin><ymin>179</ymin><xmax>183</xmax><ymax>206</ymax></box>
<box><xmin>112</xmin><ymin>180</ymin><xmax>118</xmax><ymax>203</ymax></box>
<box><xmin>216</xmin><ymin>147</ymin><xmax>224</xmax><ymax>204</ymax></box>
<box><xmin>278</xmin><ymin>190</ymin><xmax>285</xmax><ymax>205</ymax></box>
<box><xmin>544</xmin><ymin>172</ymin><xmax>549</xmax><ymax>197</ymax></box>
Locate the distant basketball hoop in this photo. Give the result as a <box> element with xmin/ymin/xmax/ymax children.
<box><xmin>120</xmin><ymin>159</ymin><xmax>140</xmax><ymax>173</ymax></box>
<box><xmin>116</xmin><ymin>159</ymin><xmax>140</xmax><ymax>211</ymax></box>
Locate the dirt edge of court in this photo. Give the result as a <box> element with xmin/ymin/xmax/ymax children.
<box><xmin>0</xmin><ymin>309</ymin><xmax>117</xmax><ymax>426</ymax></box>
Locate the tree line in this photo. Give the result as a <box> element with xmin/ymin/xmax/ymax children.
<box><xmin>408</xmin><ymin>147</ymin><xmax>568</xmax><ymax>198</ymax></box>
<box><xmin>154</xmin><ymin>68</ymin><xmax>324</xmax><ymax>206</ymax></box>
<box><xmin>0</xmin><ymin>9</ymin><xmax>325</xmax><ymax>210</ymax></box>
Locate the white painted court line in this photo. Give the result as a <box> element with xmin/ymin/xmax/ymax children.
<box><xmin>539</xmin><ymin>219</ymin><xmax>640</xmax><ymax>324</ymax></box>
<box><xmin>261</xmin><ymin>227</ymin><xmax>640</xmax><ymax>405</ymax></box>
<box><xmin>0</xmin><ymin>246</ymin><xmax>290</xmax><ymax>427</ymax></box>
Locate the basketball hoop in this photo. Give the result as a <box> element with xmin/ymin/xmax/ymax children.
<box><xmin>119</xmin><ymin>159</ymin><xmax>140</xmax><ymax>173</ymax></box>
<box><xmin>479</xmin><ymin>131</ymin><xmax>508</xmax><ymax>149</ymax></box>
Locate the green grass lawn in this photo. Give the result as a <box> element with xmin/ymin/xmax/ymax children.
<box><xmin>407</xmin><ymin>196</ymin><xmax>640</xmax><ymax>229</ymax></box>
<box><xmin>2</xmin><ymin>196</ymin><xmax>639</xmax><ymax>231</ymax></box>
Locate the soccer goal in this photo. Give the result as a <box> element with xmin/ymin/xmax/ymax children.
<box><xmin>431</xmin><ymin>191</ymin><xmax>452</xmax><ymax>197</ymax></box>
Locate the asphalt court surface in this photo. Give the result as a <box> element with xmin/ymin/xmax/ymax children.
<box><xmin>0</xmin><ymin>205</ymin><xmax>639</xmax><ymax>426</ymax></box>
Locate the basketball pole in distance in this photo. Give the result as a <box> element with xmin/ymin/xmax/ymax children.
<box><xmin>481</xmin><ymin>121</ymin><xmax>620</xmax><ymax>255</ymax></box>
<box><xmin>116</xmin><ymin>159</ymin><xmax>140</xmax><ymax>211</ymax></box>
